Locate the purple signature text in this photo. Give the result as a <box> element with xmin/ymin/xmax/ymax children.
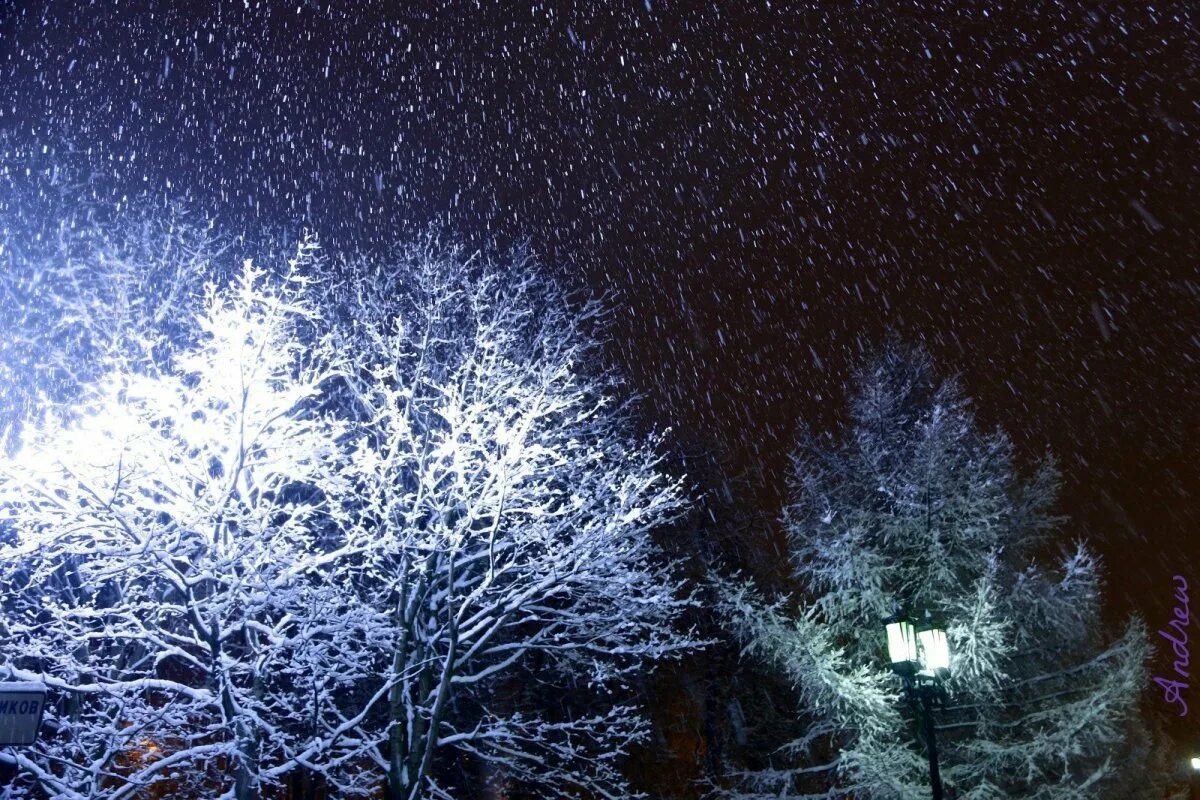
<box><xmin>1153</xmin><ymin>575</ymin><xmax>1190</xmax><ymax>716</ymax></box>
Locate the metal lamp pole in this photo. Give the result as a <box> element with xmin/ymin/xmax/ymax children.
<box><xmin>885</xmin><ymin>613</ymin><xmax>950</xmax><ymax>800</ymax></box>
<box><xmin>916</xmin><ymin>682</ymin><xmax>944</xmax><ymax>800</ymax></box>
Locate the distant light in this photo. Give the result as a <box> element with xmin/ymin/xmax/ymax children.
<box><xmin>1191</xmin><ymin>756</ymin><xmax>1200</xmax><ymax>771</ymax></box>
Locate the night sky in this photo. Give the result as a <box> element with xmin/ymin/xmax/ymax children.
<box><xmin>3</xmin><ymin>0</ymin><xmax>1199</xmax><ymax>753</ymax></box>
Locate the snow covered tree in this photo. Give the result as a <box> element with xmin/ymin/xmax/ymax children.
<box><xmin>714</xmin><ymin>344</ymin><xmax>1147</xmax><ymax>800</ymax></box>
<box><xmin>327</xmin><ymin>242</ymin><xmax>701</xmax><ymax>800</ymax></box>
<box><xmin>0</xmin><ymin>228</ymin><xmax>701</xmax><ymax>799</ymax></box>
<box><xmin>0</xmin><ymin>246</ymin><xmax>380</xmax><ymax>799</ymax></box>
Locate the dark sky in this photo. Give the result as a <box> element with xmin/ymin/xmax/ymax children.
<box><xmin>3</xmin><ymin>0</ymin><xmax>1198</xmax><ymax>745</ymax></box>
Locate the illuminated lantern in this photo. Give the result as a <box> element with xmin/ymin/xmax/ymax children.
<box><xmin>884</xmin><ymin>614</ymin><xmax>921</xmax><ymax>677</ymax></box>
<box><xmin>917</xmin><ymin>620</ymin><xmax>951</xmax><ymax>679</ymax></box>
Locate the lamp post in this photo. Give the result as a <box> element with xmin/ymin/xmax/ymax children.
<box><xmin>884</xmin><ymin>612</ymin><xmax>950</xmax><ymax>800</ymax></box>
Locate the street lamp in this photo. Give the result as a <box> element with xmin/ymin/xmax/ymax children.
<box><xmin>884</xmin><ymin>612</ymin><xmax>950</xmax><ymax>800</ymax></box>
<box><xmin>885</xmin><ymin>615</ymin><xmax>920</xmax><ymax>676</ymax></box>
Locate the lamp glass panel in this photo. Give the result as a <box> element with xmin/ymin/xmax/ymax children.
<box><xmin>886</xmin><ymin>618</ymin><xmax>918</xmax><ymax>666</ymax></box>
<box><xmin>918</xmin><ymin>626</ymin><xmax>951</xmax><ymax>674</ymax></box>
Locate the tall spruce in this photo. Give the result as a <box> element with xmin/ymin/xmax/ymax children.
<box><xmin>715</xmin><ymin>344</ymin><xmax>1147</xmax><ymax>800</ymax></box>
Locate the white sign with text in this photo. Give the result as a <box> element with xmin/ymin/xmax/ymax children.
<box><xmin>0</xmin><ymin>682</ymin><xmax>47</xmax><ymax>746</ymax></box>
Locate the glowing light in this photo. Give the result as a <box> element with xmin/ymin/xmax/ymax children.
<box><xmin>885</xmin><ymin>615</ymin><xmax>920</xmax><ymax>676</ymax></box>
<box><xmin>917</xmin><ymin>624</ymin><xmax>951</xmax><ymax>678</ymax></box>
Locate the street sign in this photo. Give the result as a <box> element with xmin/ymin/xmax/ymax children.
<box><xmin>0</xmin><ymin>682</ymin><xmax>47</xmax><ymax>746</ymax></box>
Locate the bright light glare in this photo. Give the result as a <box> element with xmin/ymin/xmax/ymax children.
<box><xmin>885</xmin><ymin>617</ymin><xmax>919</xmax><ymax>669</ymax></box>
<box><xmin>918</xmin><ymin>626</ymin><xmax>951</xmax><ymax>677</ymax></box>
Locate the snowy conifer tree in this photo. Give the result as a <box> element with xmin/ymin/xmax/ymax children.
<box><xmin>714</xmin><ymin>344</ymin><xmax>1147</xmax><ymax>800</ymax></box>
<box><xmin>327</xmin><ymin>243</ymin><xmax>701</xmax><ymax>800</ymax></box>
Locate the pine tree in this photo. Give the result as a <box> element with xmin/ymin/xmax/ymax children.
<box><xmin>714</xmin><ymin>344</ymin><xmax>1147</xmax><ymax>799</ymax></box>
